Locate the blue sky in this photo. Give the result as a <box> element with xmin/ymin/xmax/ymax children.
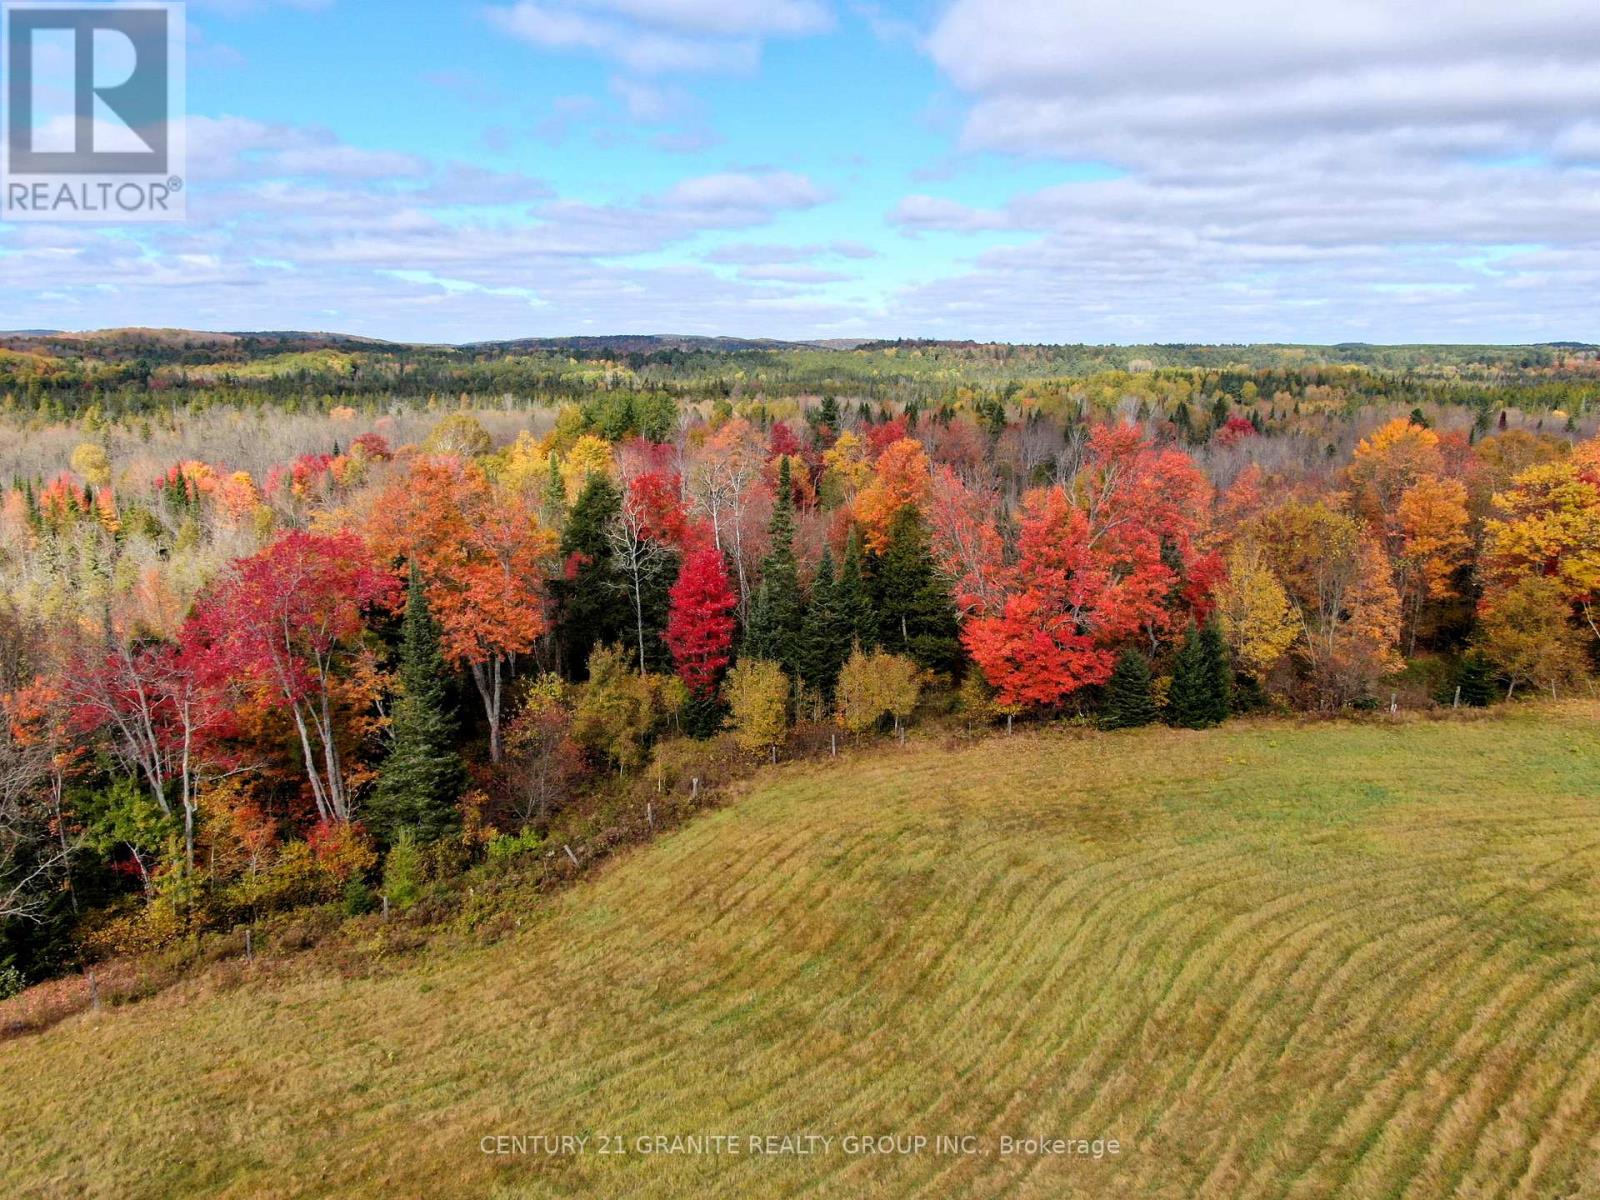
<box><xmin>3</xmin><ymin>0</ymin><xmax>1600</xmax><ymax>343</ymax></box>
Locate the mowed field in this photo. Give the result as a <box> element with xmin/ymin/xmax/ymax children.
<box><xmin>4</xmin><ymin>707</ymin><xmax>1600</xmax><ymax>1200</ymax></box>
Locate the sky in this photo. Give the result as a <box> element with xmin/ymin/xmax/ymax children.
<box><xmin>2</xmin><ymin>0</ymin><xmax>1600</xmax><ymax>344</ymax></box>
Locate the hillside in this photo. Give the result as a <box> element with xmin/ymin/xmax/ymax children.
<box><xmin>4</xmin><ymin>707</ymin><xmax>1600</xmax><ymax>1199</ymax></box>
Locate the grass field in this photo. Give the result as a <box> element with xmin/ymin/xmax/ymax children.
<box><xmin>5</xmin><ymin>706</ymin><xmax>1600</xmax><ymax>1199</ymax></box>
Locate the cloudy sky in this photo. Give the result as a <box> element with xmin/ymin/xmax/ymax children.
<box><xmin>3</xmin><ymin>0</ymin><xmax>1600</xmax><ymax>343</ymax></box>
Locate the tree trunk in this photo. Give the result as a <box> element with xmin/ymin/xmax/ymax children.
<box><xmin>289</xmin><ymin>702</ymin><xmax>333</xmax><ymax>823</ymax></box>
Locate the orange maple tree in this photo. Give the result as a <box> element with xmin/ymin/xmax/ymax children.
<box><xmin>370</xmin><ymin>457</ymin><xmax>557</xmax><ymax>762</ymax></box>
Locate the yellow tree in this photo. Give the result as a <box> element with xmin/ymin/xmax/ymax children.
<box><xmin>725</xmin><ymin>659</ymin><xmax>789</xmax><ymax>757</ymax></box>
<box><xmin>1251</xmin><ymin>502</ymin><xmax>1402</xmax><ymax>708</ymax></box>
<box><xmin>70</xmin><ymin>443</ymin><xmax>112</xmax><ymax>488</ymax></box>
<box><xmin>834</xmin><ymin>647</ymin><xmax>922</xmax><ymax>736</ymax></box>
<box><xmin>1479</xmin><ymin>576</ymin><xmax>1590</xmax><ymax>698</ymax></box>
<box><xmin>1214</xmin><ymin>542</ymin><xmax>1298</xmax><ymax>682</ymax></box>
<box><xmin>1481</xmin><ymin>461</ymin><xmax>1600</xmax><ymax>642</ymax></box>
<box><xmin>819</xmin><ymin>431</ymin><xmax>871</xmax><ymax>507</ymax></box>
<box><xmin>1391</xmin><ymin>475</ymin><xmax>1470</xmax><ymax>651</ymax></box>
<box><xmin>1470</xmin><ymin>430</ymin><xmax>1569</xmax><ymax>516</ymax></box>
<box><xmin>559</xmin><ymin>434</ymin><xmax>615</xmax><ymax>504</ymax></box>
<box><xmin>1346</xmin><ymin>418</ymin><xmax>1443</xmax><ymax>523</ymax></box>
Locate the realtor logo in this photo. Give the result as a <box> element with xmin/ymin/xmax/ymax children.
<box><xmin>2</xmin><ymin>1</ymin><xmax>186</xmax><ymax>220</ymax></box>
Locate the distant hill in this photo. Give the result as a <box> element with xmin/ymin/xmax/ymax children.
<box><xmin>469</xmin><ymin>334</ymin><xmax>829</xmax><ymax>354</ymax></box>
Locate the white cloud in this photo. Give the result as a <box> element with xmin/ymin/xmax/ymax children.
<box><xmin>735</xmin><ymin>265</ymin><xmax>854</xmax><ymax>283</ymax></box>
<box><xmin>892</xmin><ymin>0</ymin><xmax>1600</xmax><ymax>340</ymax></box>
<box><xmin>653</xmin><ymin>171</ymin><xmax>830</xmax><ymax>216</ymax></box>
<box><xmin>0</xmin><ymin>123</ymin><xmax>848</xmax><ymax>342</ymax></box>
<box><xmin>486</xmin><ymin>0</ymin><xmax>830</xmax><ymax>75</ymax></box>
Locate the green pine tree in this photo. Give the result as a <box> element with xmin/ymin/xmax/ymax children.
<box><xmin>1198</xmin><ymin>619</ymin><xmax>1233</xmax><ymax>724</ymax></box>
<box><xmin>544</xmin><ymin>453</ymin><xmax>567</xmax><ymax>517</ymax></box>
<box><xmin>750</xmin><ymin>457</ymin><xmax>803</xmax><ymax>675</ymax></box>
<box><xmin>1446</xmin><ymin>651</ymin><xmax>1496</xmax><ymax>707</ymax></box>
<box><xmin>555</xmin><ymin>474</ymin><xmax>630</xmax><ymax>677</ymax></box>
<box><xmin>741</xmin><ymin>578</ymin><xmax>780</xmax><ymax>663</ymax></box>
<box><xmin>369</xmin><ymin>568</ymin><xmax>465</xmax><ymax>845</ymax></box>
<box><xmin>798</xmin><ymin>549</ymin><xmax>850</xmax><ymax>698</ymax></box>
<box><xmin>836</xmin><ymin>527</ymin><xmax>876</xmax><ymax>652</ymax></box>
<box><xmin>1171</xmin><ymin>400</ymin><xmax>1194</xmax><ymax>443</ymax></box>
<box><xmin>870</xmin><ymin>508</ymin><xmax>962</xmax><ymax>675</ymax></box>
<box><xmin>1167</xmin><ymin>622</ymin><xmax>1230</xmax><ymax>729</ymax></box>
<box><xmin>1103</xmin><ymin>649</ymin><xmax>1159</xmax><ymax>729</ymax></box>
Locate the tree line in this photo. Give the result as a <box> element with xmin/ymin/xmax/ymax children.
<box><xmin>1</xmin><ymin>390</ymin><xmax>1597</xmax><ymax>991</ymax></box>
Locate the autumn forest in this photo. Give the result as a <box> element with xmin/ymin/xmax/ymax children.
<box><xmin>1</xmin><ymin>333</ymin><xmax>1598</xmax><ymax>1001</ymax></box>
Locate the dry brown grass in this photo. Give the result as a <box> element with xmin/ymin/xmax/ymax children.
<box><xmin>4</xmin><ymin>704</ymin><xmax>1600</xmax><ymax>1199</ymax></box>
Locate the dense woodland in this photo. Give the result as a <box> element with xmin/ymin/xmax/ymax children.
<box><xmin>2</xmin><ymin>333</ymin><xmax>1599</xmax><ymax>993</ymax></box>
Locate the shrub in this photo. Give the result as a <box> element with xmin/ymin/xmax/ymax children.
<box><xmin>486</xmin><ymin>828</ymin><xmax>544</xmax><ymax>864</ymax></box>
<box><xmin>383</xmin><ymin>831</ymin><xmax>424</xmax><ymax>911</ymax></box>
<box><xmin>341</xmin><ymin>877</ymin><xmax>377</xmax><ymax>917</ymax></box>
<box><xmin>0</xmin><ymin>962</ymin><xmax>26</xmax><ymax>1001</ymax></box>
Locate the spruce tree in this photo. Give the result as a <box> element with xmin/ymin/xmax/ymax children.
<box><xmin>1103</xmin><ymin>648</ymin><xmax>1158</xmax><ymax>729</ymax></box>
<box><xmin>749</xmin><ymin>457</ymin><xmax>803</xmax><ymax>676</ymax></box>
<box><xmin>1198</xmin><ymin>619</ymin><xmax>1233</xmax><ymax>724</ymax></box>
<box><xmin>544</xmin><ymin>453</ymin><xmax>567</xmax><ymax>517</ymax></box>
<box><xmin>741</xmin><ymin>578</ymin><xmax>780</xmax><ymax>663</ymax></box>
<box><xmin>1167</xmin><ymin>622</ymin><xmax>1230</xmax><ymax>729</ymax></box>
<box><xmin>798</xmin><ymin>549</ymin><xmax>850</xmax><ymax>698</ymax></box>
<box><xmin>1171</xmin><ymin>400</ymin><xmax>1194</xmax><ymax>443</ymax></box>
<box><xmin>370</xmin><ymin>568</ymin><xmax>465</xmax><ymax>845</ymax></box>
<box><xmin>555</xmin><ymin>474</ymin><xmax>630</xmax><ymax>677</ymax></box>
<box><xmin>836</xmin><ymin>528</ymin><xmax>876</xmax><ymax>652</ymax></box>
<box><xmin>1449</xmin><ymin>651</ymin><xmax>1497</xmax><ymax>707</ymax></box>
<box><xmin>870</xmin><ymin>508</ymin><xmax>962</xmax><ymax>675</ymax></box>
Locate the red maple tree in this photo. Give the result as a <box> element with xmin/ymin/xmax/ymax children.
<box><xmin>664</xmin><ymin>547</ymin><xmax>738</xmax><ymax>698</ymax></box>
<box><xmin>183</xmin><ymin>530</ymin><xmax>398</xmax><ymax>824</ymax></box>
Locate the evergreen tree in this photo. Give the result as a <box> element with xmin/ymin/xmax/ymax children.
<box><xmin>1166</xmin><ymin>621</ymin><xmax>1231</xmax><ymax>729</ymax></box>
<box><xmin>544</xmin><ymin>453</ymin><xmax>567</xmax><ymax>516</ymax></box>
<box><xmin>369</xmin><ymin>567</ymin><xmax>465</xmax><ymax>845</ymax></box>
<box><xmin>870</xmin><ymin>507</ymin><xmax>962</xmax><ymax>675</ymax></box>
<box><xmin>741</xmin><ymin>578</ymin><xmax>780</xmax><ymax>663</ymax></box>
<box><xmin>1448</xmin><ymin>651</ymin><xmax>1497</xmax><ymax>707</ymax></box>
<box><xmin>746</xmin><ymin>458</ymin><xmax>803</xmax><ymax>675</ymax></box>
<box><xmin>816</xmin><ymin>394</ymin><xmax>840</xmax><ymax>432</ymax></box>
<box><xmin>1199</xmin><ymin>619</ymin><xmax>1233</xmax><ymax>723</ymax></box>
<box><xmin>1103</xmin><ymin>649</ymin><xmax>1159</xmax><ymax>729</ymax></box>
<box><xmin>1171</xmin><ymin>400</ymin><xmax>1194</xmax><ymax>442</ymax></box>
<box><xmin>836</xmin><ymin>527</ymin><xmax>876</xmax><ymax>651</ymax></box>
<box><xmin>798</xmin><ymin>550</ymin><xmax>850</xmax><ymax>698</ymax></box>
<box><xmin>555</xmin><ymin>475</ymin><xmax>631</xmax><ymax>677</ymax></box>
